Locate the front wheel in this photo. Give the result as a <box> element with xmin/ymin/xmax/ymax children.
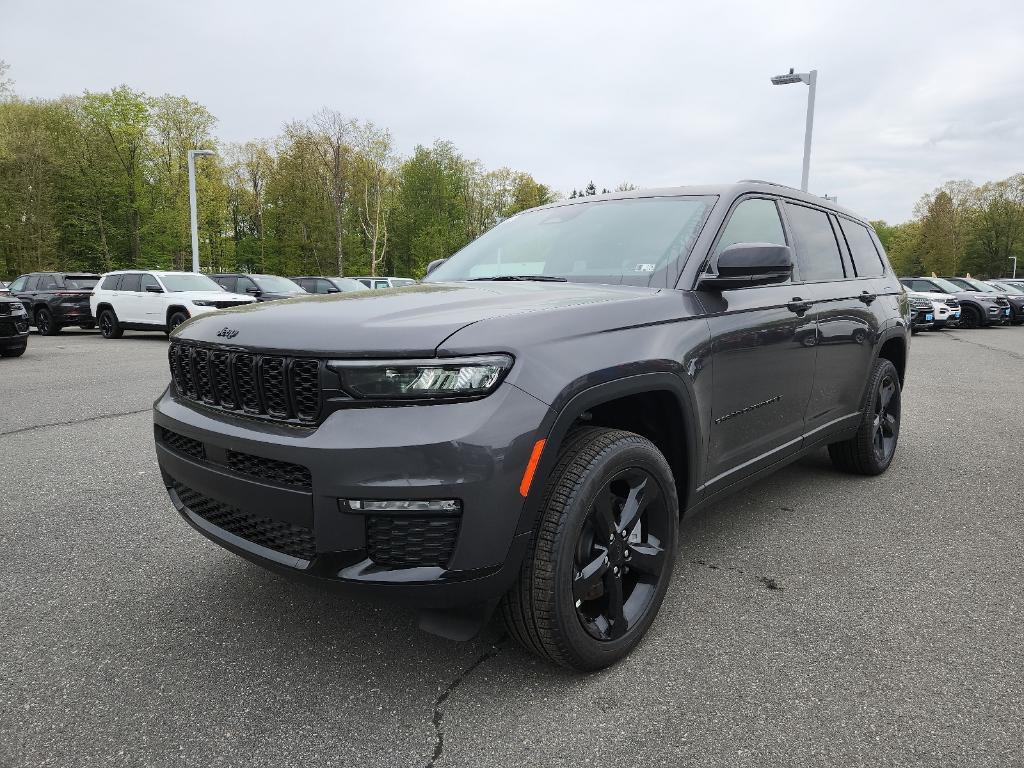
<box><xmin>501</xmin><ymin>427</ymin><xmax>678</xmax><ymax>671</ymax></box>
<box><xmin>167</xmin><ymin>311</ymin><xmax>189</xmax><ymax>334</ymax></box>
<box><xmin>828</xmin><ymin>358</ymin><xmax>902</xmax><ymax>475</ymax></box>
<box><xmin>959</xmin><ymin>305</ymin><xmax>981</xmax><ymax>329</ymax></box>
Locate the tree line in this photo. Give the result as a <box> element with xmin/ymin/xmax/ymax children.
<box><xmin>0</xmin><ymin>66</ymin><xmax>554</xmax><ymax>280</ymax></box>
<box><xmin>872</xmin><ymin>174</ymin><xmax>1024</xmax><ymax>278</ymax></box>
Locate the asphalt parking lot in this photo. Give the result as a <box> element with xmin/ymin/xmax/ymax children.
<box><xmin>1</xmin><ymin>327</ymin><xmax>1022</xmax><ymax>767</ymax></box>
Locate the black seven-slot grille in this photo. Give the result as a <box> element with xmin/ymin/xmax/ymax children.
<box><xmin>158</xmin><ymin>427</ymin><xmax>312</xmax><ymax>490</ymax></box>
<box><xmin>366</xmin><ymin>515</ymin><xmax>461</xmax><ymax>569</ymax></box>
<box><xmin>169</xmin><ymin>341</ymin><xmax>322</xmax><ymax>424</ymax></box>
<box><xmin>170</xmin><ymin>479</ymin><xmax>316</xmax><ymax>560</ymax></box>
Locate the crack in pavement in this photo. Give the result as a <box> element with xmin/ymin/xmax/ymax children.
<box><xmin>943</xmin><ymin>331</ymin><xmax>1024</xmax><ymax>362</ymax></box>
<box><xmin>425</xmin><ymin>637</ymin><xmax>507</xmax><ymax>768</ymax></box>
<box><xmin>691</xmin><ymin>559</ymin><xmax>786</xmax><ymax>592</ymax></box>
<box><xmin>0</xmin><ymin>407</ymin><xmax>152</xmax><ymax>439</ymax></box>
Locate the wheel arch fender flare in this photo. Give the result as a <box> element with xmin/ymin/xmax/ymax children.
<box><xmin>166</xmin><ymin>305</ymin><xmax>190</xmax><ymax>324</ymax></box>
<box><xmin>515</xmin><ymin>371</ymin><xmax>703</xmax><ymax>536</ymax></box>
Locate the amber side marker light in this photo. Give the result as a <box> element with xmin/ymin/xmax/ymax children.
<box><xmin>519</xmin><ymin>439</ymin><xmax>546</xmax><ymax>497</ymax></box>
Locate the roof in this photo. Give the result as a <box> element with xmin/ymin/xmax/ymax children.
<box><xmin>527</xmin><ymin>180</ymin><xmax>867</xmax><ymax>224</ymax></box>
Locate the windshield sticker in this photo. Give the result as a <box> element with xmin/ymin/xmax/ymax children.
<box><xmin>634</xmin><ymin>263</ymin><xmax>656</xmax><ymax>273</ymax></box>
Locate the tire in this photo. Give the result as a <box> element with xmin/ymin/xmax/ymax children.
<box><xmin>167</xmin><ymin>311</ymin><xmax>189</xmax><ymax>334</ymax></box>
<box><xmin>501</xmin><ymin>427</ymin><xmax>678</xmax><ymax>671</ymax></box>
<box><xmin>35</xmin><ymin>307</ymin><xmax>61</xmax><ymax>336</ymax></box>
<box><xmin>98</xmin><ymin>308</ymin><xmax>123</xmax><ymax>339</ymax></box>
<box><xmin>0</xmin><ymin>343</ymin><xmax>27</xmax><ymax>358</ymax></box>
<box><xmin>828</xmin><ymin>358</ymin><xmax>902</xmax><ymax>476</ymax></box>
<box><xmin>959</xmin><ymin>305</ymin><xmax>981</xmax><ymax>329</ymax></box>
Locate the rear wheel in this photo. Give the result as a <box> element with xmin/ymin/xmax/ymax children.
<box><xmin>36</xmin><ymin>307</ymin><xmax>61</xmax><ymax>336</ymax></box>
<box><xmin>501</xmin><ymin>427</ymin><xmax>678</xmax><ymax>671</ymax></box>
<box><xmin>829</xmin><ymin>358</ymin><xmax>901</xmax><ymax>475</ymax></box>
<box><xmin>98</xmin><ymin>308</ymin><xmax>123</xmax><ymax>339</ymax></box>
<box><xmin>0</xmin><ymin>343</ymin><xmax>26</xmax><ymax>358</ymax></box>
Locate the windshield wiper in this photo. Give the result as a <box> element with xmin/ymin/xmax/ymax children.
<box><xmin>467</xmin><ymin>275</ymin><xmax>567</xmax><ymax>282</ymax></box>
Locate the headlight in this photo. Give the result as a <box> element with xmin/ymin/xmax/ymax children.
<box><xmin>329</xmin><ymin>354</ymin><xmax>513</xmax><ymax>400</ymax></box>
<box><xmin>191</xmin><ymin>300</ymin><xmax>217</xmax><ymax>307</ymax></box>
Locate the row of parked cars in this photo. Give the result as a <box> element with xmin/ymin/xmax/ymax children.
<box><xmin>900</xmin><ymin>275</ymin><xmax>1024</xmax><ymax>332</ymax></box>
<box><xmin>0</xmin><ymin>271</ymin><xmax>416</xmax><ymax>353</ymax></box>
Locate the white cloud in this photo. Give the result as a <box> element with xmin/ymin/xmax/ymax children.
<box><xmin>2</xmin><ymin>0</ymin><xmax>1022</xmax><ymax>221</ymax></box>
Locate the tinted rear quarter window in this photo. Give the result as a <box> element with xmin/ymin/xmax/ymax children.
<box><xmin>784</xmin><ymin>203</ymin><xmax>845</xmax><ymax>281</ymax></box>
<box><xmin>100</xmin><ymin>275</ymin><xmax>120</xmax><ymax>290</ymax></box>
<box><xmin>839</xmin><ymin>220</ymin><xmax>884</xmax><ymax>277</ymax></box>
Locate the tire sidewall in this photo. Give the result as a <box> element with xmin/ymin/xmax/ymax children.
<box><xmin>862</xmin><ymin>358</ymin><xmax>901</xmax><ymax>473</ymax></box>
<box><xmin>549</xmin><ymin>440</ymin><xmax>678</xmax><ymax>669</ymax></box>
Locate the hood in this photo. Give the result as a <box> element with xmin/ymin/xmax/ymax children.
<box><xmin>173</xmin><ymin>281</ymin><xmax>665</xmax><ymax>356</ymax></box>
<box><xmin>256</xmin><ymin>291</ymin><xmax>307</xmax><ymax>301</ymax></box>
<box><xmin>908</xmin><ymin>290</ymin><xmax>954</xmax><ymax>301</ymax></box>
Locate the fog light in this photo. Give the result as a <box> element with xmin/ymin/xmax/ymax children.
<box><xmin>345</xmin><ymin>499</ymin><xmax>460</xmax><ymax>512</ymax></box>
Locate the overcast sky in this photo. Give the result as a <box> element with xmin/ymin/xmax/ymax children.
<box><xmin>3</xmin><ymin>0</ymin><xmax>1023</xmax><ymax>222</ymax></box>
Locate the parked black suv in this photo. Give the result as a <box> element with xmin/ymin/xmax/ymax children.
<box><xmin>0</xmin><ymin>294</ymin><xmax>30</xmax><ymax>356</ymax></box>
<box><xmin>153</xmin><ymin>182</ymin><xmax>910</xmax><ymax>670</ymax></box>
<box><xmin>210</xmin><ymin>273</ymin><xmax>307</xmax><ymax>301</ymax></box>
<box><xmin>8</xmin><ymin>272</ymin><xmax>100</xmax><ymax>334</ymax></box>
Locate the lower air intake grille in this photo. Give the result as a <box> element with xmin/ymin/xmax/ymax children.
<box><xmin>159</xmin><ymin>428</ymin><xmax>205</xmax><ymax>461</ymax></box>
<box><xmin>366</xmin><ymin>515</ymin><xmax>461</xmax><ymax>569</ymax></box>
<box><xmin>170</xmin><ymin>479</ymin><xmax>316</xmax><ymax>560</ymax></box>
<box><xmin>225</xmin><ymin>450</ymin><xmax>312</xmax><ymax>489</ymax></box>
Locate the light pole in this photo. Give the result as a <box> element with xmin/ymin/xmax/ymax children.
<box><xmin>188</xmin><ymin>149</ymin><xmax>216</xmax><ymax>272</ymax></box>
<box><xmin>770</xmin><ymin>68</ymin><xmax>818</xmax><ymax>192</ymax></box>
<box><xmin>1011</xmin><ymin>256</ymin><xmax>1018</xmax><ymax>279</ymax></box>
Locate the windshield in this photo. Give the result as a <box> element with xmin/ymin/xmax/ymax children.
<box><xmin>425</xmin><ymin>196</ymin><xmax>714</xmax><ymax>283</ymax></box>
<box><xmin>332</xmin><ymin>277</ymin><xmax>370</xmax><ymax>292</ymax></box>
<box><xmin>254</xmin><ymin>275</ymin><xmax>303</xmax><ymax>292</ymax></box>
<box><xmin>930</xmin><ymin>278</ymin><xmax>965</xmax><ymax>294</ymax></box>
<box><xmin>65</xmin><ymin>276</ymin><xmax>99</xmax><ymax>289</ymax></box>
<box><xmin>390</xmin><ymin>278</ymin><xmax>416</xmax><ymax>287</ymax></box>
<box><xmin>991</xmin><ymin>282</ymin><xmax>1024</xmax><ymax>295</ymax></box>
<box><xmin>958</xmin><ymin>277</ymin><xmax>998</xmax><ymax>292</ymax></box>
<box><xmin>159</xmin><ymin>274</ymin><xmax>224</xmax><ymax>292</ymax></box>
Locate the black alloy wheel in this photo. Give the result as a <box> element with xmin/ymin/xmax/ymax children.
<box><xmin>572</xmin><ymin>468</ymin><xmax>671</xmax><ymax>642</ymax></box>
<box><xmin>502</xmin><ymin>427</ymin><xmax>679</xmax><ymax>670</ymax></box>
<box><xmin>167</xmin><ymin>311</ymin><xmax>188</xmax><ymax>334</ymax></box>
<box><xmin>828</xmin><ymin>357</ymin><xmax>902</xmax><ymax>475</ymax></box>
<box><xmin>871</xmin><ymin>372</ymin><xmax>900</xmax><ymax>466</ymax></box>
<box><xmin>99</xmin><ymin>308</ymin><xmax>123</xmax><ymax>339</ymax></box>
<box><xmin>36</xmin><ymin>307</ymin><xmax>59</xmax><ymax>336</ymax></box>
<box><xmin>959</xmin><ymin>305</ymin><xmax>980</xmax><ymax>329</ymax></box>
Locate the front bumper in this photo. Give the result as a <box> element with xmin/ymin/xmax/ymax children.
<box><xmin>0</xmin><ymin>316</ymin><xmax>30</xmax><ymax>344</ymax></box>
<box><xmin>153</xmin><ymin>381</ymin><xmax>551</xmax><ymax>607</ymax></box>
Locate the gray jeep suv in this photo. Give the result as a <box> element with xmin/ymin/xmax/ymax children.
<box><xmin>153</xmin><ymin>181</ymin><xmax>910</xmax><ymax>670</ymax></box>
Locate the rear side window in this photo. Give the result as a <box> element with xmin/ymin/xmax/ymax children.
<box><xmin>784</xmin><ymin>203</ymin><xmax>845</xmax><ymax>281</ymax></box>
<box><xmin>839</xmin><ymin>220</ymin><xmax>884</xmax><ymax>277</ymax></box>
<box><xmin>121</xmin><ymin>273</ymin><xmax>142</xmax><ymax>292</ymax></box>
<box><xmin>64</xmin><ymin>276</ymin><xmax>99</xmax><ymax>289</ymax></box>
<box><xmin>715</xmin><ymin>198</ymin><xmax>787</xmax><ymax>254</ymax></box>
<box><xmin>100</xmin><ymin>275</ymin><xmax>120</xmax><ymax>290</ymax></box>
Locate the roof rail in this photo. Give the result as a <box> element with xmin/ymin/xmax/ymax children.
<box><xmin>736</xmin><ymin>179</ymin><xmax>803</xmax><ymax>192</ymax></box>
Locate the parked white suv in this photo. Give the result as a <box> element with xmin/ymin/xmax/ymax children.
<box><xmin>91</xmin><ymin>271</ymin><xmax>256</xmax><ymax>338</ymax></box>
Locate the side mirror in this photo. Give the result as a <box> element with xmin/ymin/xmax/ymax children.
<box><xmin>326</xmin><ymin>287</ymin><xmax>340</xmax><ymax>293</ymax></box>
<box><xmin>145</xmin><ymin>284</ymin><xmax>163</xmax><ymax>293</ymax></box>
<box><xmin>426</xmin><ymin>258</ymin><xmax>448</xmax><ymax>275</ymax></box>
<box><xmin>698</xmin><ymin>243</ymin><xmax>794</xmax><ymax>291</ymax></box>
<box><xmin>246</xmin><ymin>286</ymin><xmax>262</xmax><ymax>296</ymax></box>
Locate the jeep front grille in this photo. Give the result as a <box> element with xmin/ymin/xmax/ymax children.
<box><xmin>169</xmin><ymin>341</ymin><xmax>322</xmax><ymax>424</ymax></box>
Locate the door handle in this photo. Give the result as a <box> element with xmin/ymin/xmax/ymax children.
<box><xmin>786</xmin><ymin>298</ymin><xmax>813</xmax><ymax>316</ymax></box>
<box><xmin>859</xmin><ymin>291</ymin><xmax>877</xmax><ymax>305</ymax></box>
